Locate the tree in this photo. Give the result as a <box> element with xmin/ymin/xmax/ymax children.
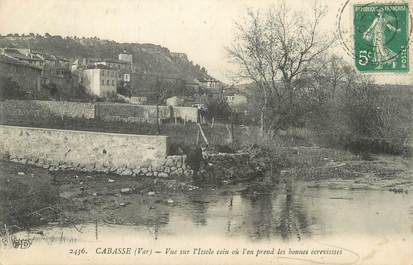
<box><xmin>117</xmin><ymin>81</ymin><xmax>131</xmax><ymax>97</ymax></box>
<box><xmin>205</xmin><ymin>97</ymin><xmax>232</xmax><ymax>122</ymax></box>
<box><xmin>227</xmin><ymin>2</ymin><xmax>334</xmax><ymax>135</ymax></box>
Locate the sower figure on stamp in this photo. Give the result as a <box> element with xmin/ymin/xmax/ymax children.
<box><xmin>363</xmin><ymin>7</ymin><xmax>401</xmax><ymax>69</ymax></box>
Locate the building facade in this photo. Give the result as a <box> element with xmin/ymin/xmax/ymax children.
<box><xmin>81</xmin><ymin>66</ymin><xmax>118</xmax><ymax>97</ymax></box>
<box><xmin>0</xmin><ymin>55</ymin><xmax>41</xmax><ymax>93</ymax></box>
<box><xmin>198</xmin><ymin>77</ymin><xmax>221</xmax><ymax>89</ymax></box>
<box><xmin>225</xmin><ymin>94</ymin><xmax>247</xmax><ymax>107</ymax></box>
<box><xmin>118</xmin><ymin>53</ymin><xmax>133</xmax><ymax>64</ymax></box>
<box><xmin>1</xmin><ymin>48</ymin><xmax>70</xmax><ymax>77</ymax></box>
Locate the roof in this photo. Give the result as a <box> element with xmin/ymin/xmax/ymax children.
<box><xmin>85</xmin><ymin>64</ymin><xmax>118</xmax><ymax>70</ymax></box>
<box><xmin>184</xmin><ymin>78</ymin><xmax>200</xmax><ymax>85</ymax></box>
<box><xmin>0</xmin><ymin>55</ymin><xmax>42</xmax><ymax>71</ymax></box>
<box><xmin>31</xmin><ymin>51</ymin><xmax>56</xmax><ymax>61</ymax></box>
<box><xmin>56</xmin><ymin>56</ymin><xmax>70</xmax><ymax>62</ymax></box>
<box><xmin>3</xmin><ymin>49</ymin><xmax>43</xmax><ymax>62</ymax></box>
<box><xmin>97</xmin><ymin>58</ymin><xmax>129</xmax><ymax>64</ymax></box>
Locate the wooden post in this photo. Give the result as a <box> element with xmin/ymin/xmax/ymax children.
<box><xmin>231</xmin><ymin>111</ymin><xmax>234</xmax><ymax>146</ymax></box>
<box><xmin>196</xmin><ymin>127</ymin><xmax>200</xmax><ymax>145</ymax></box>
<box><xmin>197</xmin><ymin>123</ymin><xmax>209</xmax><ymax>145</ymax></box>
<box><xmin>156</xmin><ymin>103</ymin><xmax>160</xmax><ymax>134</ymax></box>
<box><xmin>226</xmin><ymin>124</ymin><xmax>233</xmax><ymax>144</ymax></box>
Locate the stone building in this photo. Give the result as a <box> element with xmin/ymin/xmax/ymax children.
<box><xmin>0</xmin><ymin>48</ymin><xmax>43</xmax><ymax>68</ymax></box>
<box><xmin>0</xmin><ymin>54</ymin><xmax>41</xmax><ymax>93</ymax></box>
<box><xmin>118</xmin><ymin>53</ymin><xmax>133</xmax><ymax>65</ymax></box>
<box><xmin>93</xmin><ymin>59</ymin><xmax>131</xmax><ymax>84</ymax></box>
<box><xmin>225</xmin><ymin>94</ymin><xmax>248</xmax><ymax>109</ymax></box>
<box><xmin>198</xmin><ymin>77</ymin><xmax>221</xmax><ymax>89</ymax></box>
<box><xmin>81</xmin><ymin>65</ymin><xmax>119</xmax><ymax>97</ymax></box>
<box><xmin>0</xmin><ymin>48</ymin><xmax>70</xmax><ymax>77</ymax></box>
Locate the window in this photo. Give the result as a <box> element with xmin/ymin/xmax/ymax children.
<box><xmin>102</xmin><ymin>70</ymin><xmax>105</xmax><ymax>76</ymax></box>
<box><xmin>107</xmin><ymin>80</ymin><xmax>109</xmax><ymax>85</ymax></box>
<box><xmin>101</xmin><ymin>79</ymin><xmax>105</xmax><ymax>85</ymax></box>
<box><xmin>112</xmin><ymin>80</ymin><xmax>115</xmax><ymax>86</ymax></box>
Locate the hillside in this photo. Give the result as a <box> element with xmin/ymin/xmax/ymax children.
<box><xmin>0</xmin><ymin>34</ymin><xmax>211</xmax><ymax>81</ymax></box>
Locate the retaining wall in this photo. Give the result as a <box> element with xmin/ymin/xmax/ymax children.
<box><xmin>95</xmin><ymin>103</ymin><xmax>170</xmax><ymax>123</ymax></box>
<box><xmin>0</xmin><ymin>125</ymin><xmax>169</xmax><ymax>169</ymax></box>
<box><xmin>0</xmin><ymin>100</ymin><xmax>95</xmax><ymax>120</ymax></box>
<box><xmin>172</xmin><ymin>106</ymin><xmax>199</xmax><ymax>123</ymax></box>
<box><xmin>0</xmin><ymin>125</ymin><xmax>258</xmax><ymax>181</ymax></box>
<box><xmin>0</xmin><ymin>100</ymin><xmax>198</xmax><ymax>124</ymax></box>
<box><xmin>95</xmin><ymin>103</ymin><xmax>198</xmax><ymax>123</ymax></box>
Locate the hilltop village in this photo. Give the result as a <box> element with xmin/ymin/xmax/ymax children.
<box><xmin>0</xmin><ymin>35</ymin><xmax>247</xmax><ymax>113</ymax></box>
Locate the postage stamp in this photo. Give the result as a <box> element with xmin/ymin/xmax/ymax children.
<box><xmin>353</xmin><ymin>3</ymin><xmax>409</xmax><ymax>72</ymax></box>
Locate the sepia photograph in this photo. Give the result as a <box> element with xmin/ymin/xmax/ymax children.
<box><xmin>0</xmin><ymin>0</ymin><xmax>412</xmax><ymax>264</ymax></box>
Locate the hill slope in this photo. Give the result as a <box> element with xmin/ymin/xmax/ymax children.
<box><xmin>0</xmin><ymin>34</ymin><xmax>211</xmax><ymax>81</ymax></box>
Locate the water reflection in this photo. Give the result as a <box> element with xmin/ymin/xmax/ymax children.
<box><xmin>274</xmin><ymin>181</ymin><xmax>311</xmax><ymax>240</ymax></box>
<box><xmin>185</xmin><ymin>192</ymin><xmax>210</xmax><ymax>226</ymax></box>
<box><xmin>241</xmin><ymin>190</ymin><xmax>274</xmax><ymax>240</ymax></box>
<box><xmin>237</xmin><ymin>179</ymin><xmax>313</xmax><ymax>240</ymax></box>
<box><xmin>18</xmin><ymin>180</ymin><xmax>413</xmax><ymax>243</ymax></box>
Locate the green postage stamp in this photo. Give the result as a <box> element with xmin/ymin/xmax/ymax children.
<box><xmin>354</xmin><ymin>3</ymin><xmax>409</xmax><ymax>72</ymax></box>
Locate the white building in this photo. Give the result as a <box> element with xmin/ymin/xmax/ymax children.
<box><xmin>118</xmin><ymin>53</ymin><xmax>133</xmax><ymax>64</ymax></box>
<box><xmin>166</xmin><ymin>96</ymin><xmax>184</xmax><ymax>106</ymax></box>
<box><xmin>198</xmin><ymin>77</ymin><xmax>221</xmax><ymax>89</ymax></box>
<box><xmin>82</xmin><ymin>67</ymin><xmax>119</xmax><ymax>97</ymax></box>
<box><xmin>225</xmin><ymin>94</ymin><xmax>248</xmax><ymax>108</ymax></box>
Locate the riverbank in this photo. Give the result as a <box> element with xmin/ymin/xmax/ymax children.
<box><xmin>1</xmin><ymin>145</ymin><xmax>411</xmax><ymax>236</ymax></box>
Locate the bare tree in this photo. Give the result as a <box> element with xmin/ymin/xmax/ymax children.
<box><xmin>227</xmin><ymin>1</ymin><xmax>334</xmax><ymax>135</ymax></box>
<box><xmin>301</xmin><ymin>55</ymin><xmax>347</xmax><ymax>106</ymax></box>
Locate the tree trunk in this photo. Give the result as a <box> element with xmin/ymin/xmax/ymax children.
<box><xmin>260</xmin><ymin>108</ymin><xmax>265</xmax><ymax>137</ymax></box>
<box><xmin>286</xmin><ymin>81</ymin><xmax>294</xmax><ymax>128</ymax></box>
<box><xmin>260</xmin><ymin>84</ymin><xmax>268</xmax><ymax>137</ymax></box>
<box><xmin>156</xmin><ymin>100</ymin><xmax>160</xmax><ymax>135</ymax></box>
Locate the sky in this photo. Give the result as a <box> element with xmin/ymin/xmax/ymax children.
<box><xmin>0</xmin><ymin>0</ymin><xmax>411</xmax><ymax>85</ymax></box>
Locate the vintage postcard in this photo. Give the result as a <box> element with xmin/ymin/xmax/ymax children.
<box><xmin>0</xmin><ymin>0</ymin><xmax>412</xmax><ymax>264</ymax></box>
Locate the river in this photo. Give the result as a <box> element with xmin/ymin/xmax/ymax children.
<box><xmin>15</xmin><ymin>180</ymin><xmax>413</xmax><ymax>243</ymax></box>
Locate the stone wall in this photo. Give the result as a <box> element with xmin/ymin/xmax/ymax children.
<box><xmin>113</xmin><ymin>155</ymin><xmax>192</xmax><ymax>179</ymax></box>
<box><xmin>0</xmin><ymin>100</ymin><xmax>198</xmax><ymax>124</ymax></box>
<box><xmin>0</xmin><ymin>126</ymin><xmax>258</xmax><ymax>181</ymax></box>
<box><xmin>0</xmin><ymin>125</ymin><xmax>173</xmax><ymax>173</ymax></box>
<box><xmin>95</xmin><ymin>103</ymin><xmax>170</xmax><ymax>123</ymax></box>
<box><xmin>172</xmin><ymin>106</ymin><xmax>199</xmax><ymax>123</ymax></box>
<box><xmin>0</xmin><ymin>100</ymin><xmax>95</xmax><ymax>120</ymax></box>
<box><xmin>95</xmin><ymin>103</ymin><xmax>198</xmax><ymax>123</ymax></box>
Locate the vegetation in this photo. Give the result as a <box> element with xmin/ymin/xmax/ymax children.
<box><xmin>228</xmin><ymin>3</ymin><xmax>412</xmax><ymax>156</ymax></box>
<box><xmin>227</xmin><ymin>2</ymin><xmax>333</xmax><ymax>134</ymax></box>
<box><xmin>0</xmin><ymin>76</ymin><xmax>29</xmax><ymax>100</ymax></box>
<box><xmin>0</xmin><ymin>34</ymin><xmax>210</xmax><ymax>82</ymax></box>
<box><xmin>205</xmin><ymin>97</ymin><xmax>232</xmax><ymax>122</ymax></box>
